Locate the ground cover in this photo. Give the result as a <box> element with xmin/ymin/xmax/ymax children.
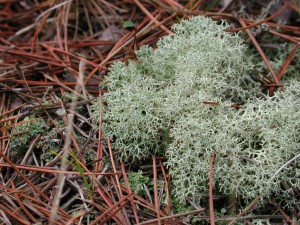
<box><xmin>0</xmin><ymin>1</ymin><xmax>299</xmax><ymax>224</ymax></box>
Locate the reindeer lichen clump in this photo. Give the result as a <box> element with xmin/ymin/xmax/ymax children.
<box><xmin>92</xmin><ymin>16</ymin><xmax>300</xmax><ymax>208</ymax></box>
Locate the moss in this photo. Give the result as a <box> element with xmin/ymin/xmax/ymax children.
<box><xmin>10</xmin><ymin>116</ymin><xmax>47</xmax><ymax>160</ymax></box>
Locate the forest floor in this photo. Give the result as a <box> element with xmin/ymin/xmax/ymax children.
<box><xmin>0</xmin><ymin>0</ymin><xmax>299</xmax><ymax>224</ymax></box>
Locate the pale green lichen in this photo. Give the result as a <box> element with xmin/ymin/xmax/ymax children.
<box><xmin>92</xmin><ymin>16</ymin><xmax>259</xmax><ymax>161</ymax></box>
<box><xmin>92</xmin><ymin>16</ymin><xmax>300</xmax><ymax>209</ymax></box>
<box><xmin>166</xmin><ymin>82</ymin><xmax>300</xmax><ymax>207</ymax></box>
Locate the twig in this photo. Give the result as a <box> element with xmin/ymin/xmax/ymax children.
<box><xmin>209</xmin><ymin>149</ymin><xmax>216</xmax><ymax>225</ymax></box>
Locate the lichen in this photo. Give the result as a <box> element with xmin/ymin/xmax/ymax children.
<box><xmin>166</xmin><ymin>82</ymin><xmax>300</xmax><ymax>207</ymax></box>
<box><xmin>92</xmin><ymin>16</ymin><xmax>259</xmax><ymax>161</ymax></box>
<box><xmin>92</xmin><ymin>16</ymin><xmax>300</xmax><ymax>209</ymax></box>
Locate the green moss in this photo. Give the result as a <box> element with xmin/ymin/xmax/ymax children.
<box><xmin>10</xmin><ymin>116</ymin><xmax>47</xmax><ymax>157</ymax></box>
<box><xmin>122</xmin><ymin>171</ymin><xmax>151</xmax><ymax>197</ymax></box>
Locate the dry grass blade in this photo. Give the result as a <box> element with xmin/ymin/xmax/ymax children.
<box><xmin>209</xmin><ymin>149</ymin><xmax>216</xmax><ymax>225</ymax></box>
<box><xmin>95</xmin><ymin>92</ymin><xmax>103</xmax><ymax>172</ymax></box>
<box><xmin>152</xmin><ymin>156</ymin><xmax>161</xmax><ymax>225</ymax></box>
<box><xmin>50</xmin><ymin>60</ymin><xmax>86</xmax><ymax>224</ymax></box>
<box><xmin>121</xmin><ymin>162</ymin><xmax>140</xmax><ymax>224</ymax></box>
